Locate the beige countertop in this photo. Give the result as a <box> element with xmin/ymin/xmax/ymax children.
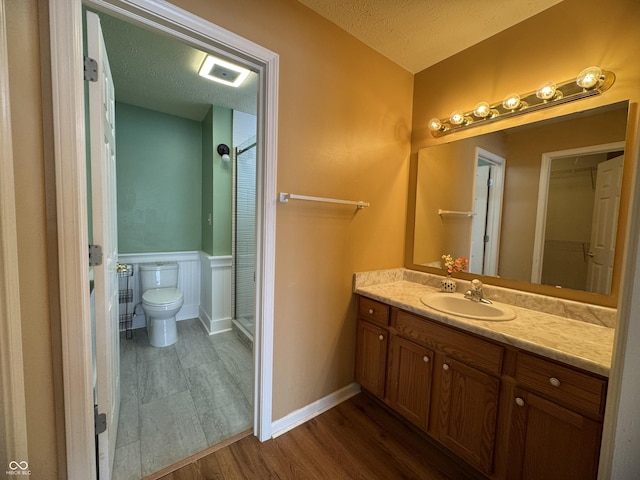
<box><xmin>355</xmin><ymin>279</ymin><xmax>614</xmax><ymax>377</ymax></box>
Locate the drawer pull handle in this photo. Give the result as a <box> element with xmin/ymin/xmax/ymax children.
<box><xmin>442</xmin><ymin>363</ymin><xmax>450</xmax><ymax>371</ymax></box>
<box><xmin>368</xmin><ymin>309</ymin><xmax>374</xmax><ymax>314</ymax></box>
<box><xmin>378</xmin><ymin>334</ymin><xmax>384</xmax><ymax>341</ymax></box>
<box><xmin>549</xmin><ymin>377</ymin><xmax>561</xmax><ymax>387</ymax></box>
<box><xmin>515</xmin><ymin>397</ymin><xmax>525</xmax><ymax>407</ymax></box>
<box><xmin>423</xmin><ymin>356</ymin><xmax>429</xmax><ymax>363</ymax></box>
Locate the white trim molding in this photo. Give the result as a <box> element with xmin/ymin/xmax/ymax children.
<box><xmin>199</xmin><ymin>253</ymin><xmax>233</xmax><ymax>335</ymax></box>
<box><xmin>51</xmin><ymin>0</ymin><xmax>278</xmax><ymax>475</ymax></box>
<box><xmin>0</xmin><ymin>0</ymin><xmax>28</xmax><ymax>465</ymax></box>
<box><xmin>271</xmin><ymin>383</ymin><xmax>361</xmax><ymax>438</ymax></box>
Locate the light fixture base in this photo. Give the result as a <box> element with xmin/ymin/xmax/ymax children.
<box><xmin>429</xmin><ymin>68</ymin><xmax>615</xmax><ymax>138</ymax></box>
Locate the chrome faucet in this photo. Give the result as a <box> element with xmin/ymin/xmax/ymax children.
<box><xmin>464</xmin><ymin>279</ymin><xmax>492</xmax><ymax>304</ymax></box>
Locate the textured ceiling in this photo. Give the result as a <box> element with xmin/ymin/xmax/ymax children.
<box><xmin>96</xmin><ymin>1</ymin><xmax>563</xmax><ymax>121</ymax></box>
<box><xmin>297</xmin><ymin>0</ymin><xmax>564</xmax><ymax>73</ymax></box>
<box><xmin>97</xmin><ymin>12</ymin><xmax>258</xmax><ymax>121</ymax></box>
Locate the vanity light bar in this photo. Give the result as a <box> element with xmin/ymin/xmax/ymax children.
<box><xmin>428</xmin><ymin>66</ymin><xmax>615</xmax><ymax>138</ymax></box>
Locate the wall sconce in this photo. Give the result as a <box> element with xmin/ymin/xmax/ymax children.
<box><xmin>428</xmin><ymin>66</ymin><xmax>615</xmax><ymax>137</ymax></box>
<box><xmin>217</xmin><ymin>144</ymin><xmax>231</xmax><ymax>162</ymax></box>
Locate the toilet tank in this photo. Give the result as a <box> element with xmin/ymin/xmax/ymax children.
<box><xmin>139</xmin><ymin>262</ymin><xmax>179</xmax><ymax>291</ymax></box>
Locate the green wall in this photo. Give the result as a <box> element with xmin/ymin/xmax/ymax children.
<box><xmin>115</xmin><ymin>102</ymin><xmax>202</xmax><ymax>253</ymax></box>
<box><xmin>201</xmin><ymin>107</ymin><xmax>214</xmax><ymax>254</ymax></box>
<box><xmin>211</xmin><ymin>107</ymin><xmax>233</xmax><ymax>256</ymax></box>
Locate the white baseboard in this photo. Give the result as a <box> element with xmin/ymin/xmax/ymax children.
<box><xmin>198</xmin><ymin>306</ymin><xmax>232</xmax><ymax>335</ymax></box>
<box><xmin>270</xmin><ymin>382</ymin><xmax>361</xmax><ymax>438</ymax></box>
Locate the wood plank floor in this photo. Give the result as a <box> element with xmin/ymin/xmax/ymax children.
<box><xmin>155</xmin><ymin>392</ymin><xmax>484</xmax><ymax>480</ymax></box>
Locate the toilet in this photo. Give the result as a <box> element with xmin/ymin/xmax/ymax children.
<box><xmin>139</xmin><ymin>262</ymin><xmax>184</xmax><ymax>347</ymax></box>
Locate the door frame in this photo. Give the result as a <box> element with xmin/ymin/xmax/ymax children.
<box><xmin>0</xmin><ymin>0</ymin><xmax>29</xmax><ymax>466</ymax></box>
<box><xmin>47</xmin><ymin>0</ymin><xmax>278</xmax><ymax>477</ymax></box>
<box><xmin>471</xmin><ymin>147</ymin><xmax>505</xmax><ymax>276</ymax></box>
<box><xmin>531</xmin><ymin>141</ymin><xmax>625</xmax><ymax>284</ymax></box>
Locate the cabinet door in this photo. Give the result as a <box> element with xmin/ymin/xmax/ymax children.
<box><xmin>507</xmin><ymin>388</ymin><xmax>601</xmax><ymax>480</ymax></box>
<box><xmin>355</xmin><ymin>319</ymin><xmax>388</xmax><ymax>398</ymax></box>
<box><xmin>438</xmin><ymin>356</ymin><xmax>499</xmax><ymax>476</ymax></box>
<box><xmin>387</xmin><ymin>335</ymin><xmax>433</xmax><ymax>429</ymax></box>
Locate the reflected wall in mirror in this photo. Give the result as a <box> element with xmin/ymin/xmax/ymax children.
<box><xmin>411</xmin><ymin>101</ymin><xmax>629</xmax><ymax>303</ymax></box>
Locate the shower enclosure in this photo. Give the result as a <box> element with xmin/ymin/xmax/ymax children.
<box><xmin>232</xmin><ymin>135</ymin><xmax>256</xmax><ymax>344</ymax></box>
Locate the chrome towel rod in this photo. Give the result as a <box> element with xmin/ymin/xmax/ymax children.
<box><xmin>279</xmin><ymin>192</ymin><xmax>370</xmax><ymax>209</ymax></box>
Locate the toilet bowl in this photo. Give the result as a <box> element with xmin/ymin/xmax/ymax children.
<box><xmin>139</xmin><ymin>262</ymin><xmax>183</xmax><ymax>347</ymax></box>
<box><xmin>142</xmin><ymin>287</ymin><xmax>183</xmax><ymax>347</ymax></box>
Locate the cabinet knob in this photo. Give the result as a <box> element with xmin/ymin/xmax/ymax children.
<box><xmin>378</xmin><ymin>334</ymin><xmax>384</xmax><ymax>341</ymax></box>
<box><xmin>368</xmin><ymin>309</ymin><xmax>374</xmax><ymax>314</ymax></box>
<box><xmin>442</xmin><ymin>363</ymin><xmax>450</xmax><ymax>371</ymax></box>
<box><xmin>423</xmin><ymin>356</ymin><xmax>429</xmax><ymax>363</ymax></box>
<box><xmin>549</xmin><ymin>377</ymin><xmax>561</xmax><ymax>387</ymax></box>
<box><xmin>515</xmin><ymin>397</ymin><xmax>525</xmax><ymax>407</ymax></box>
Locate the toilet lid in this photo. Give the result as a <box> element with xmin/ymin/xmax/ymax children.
<box><xmin>143</xmin><ymin>288</ymin><xmax>183</xmax><ymax>306</ymax></box>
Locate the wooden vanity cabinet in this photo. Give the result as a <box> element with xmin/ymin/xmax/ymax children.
<box><xmin>437</xmin><ymin>356</ymin><xmax>500</xmax><ymax>475</ymax></box>
<box><xmin>354</xmin><ymin>295</ymin><xmax>608</xmax><ymax>480</ymax></box>
<box><xmin>354</xmin><ymin>298</ymin><xmax>390</xmax><ymax>399</ymax></box>
<box><xmin>386</xmin><ymin>335</ymin><xmax>433</xmax><ymax>429</ymax></box>
<box><xmin>506</xmin><ymin>352</ymin><xmax>607</xmax><ymax>480</ymax></box>
<box><xmin>387</xmin><ymin>307</ymin><xmax>504</xmax><ymax>476</ymax></box>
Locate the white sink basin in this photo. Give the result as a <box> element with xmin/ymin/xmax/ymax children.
<box><xmin>420</xmin><ymin>292</ymin><xmax>516</xmax><ymax>321</ymax></box>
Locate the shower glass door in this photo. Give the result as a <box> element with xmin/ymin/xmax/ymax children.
<box><xmin>233</xmin><ymin>135</ymin><xmax>256</xmax><ymax>342</ymax></box>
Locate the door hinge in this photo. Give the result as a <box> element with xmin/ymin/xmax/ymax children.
<box><xmin>487</xmin><ymin>178</ymin><xmax>495</xmax><ymax>187</ymax></box>
<box><xmin>484</xmin><ymin>235</ymin><xmax>490</xmax><ymax>243</ymax></box>
<box><xmin>95</xmin><ymin>405</ymin><xmax>107</xmax><ymax>435</ymax></box>
<box><xmin>89</xmin><ymin>244</ymin><xmax>103</xmax><ymax>266</ymax></box>
<box><xmin>84</xmin><ymin>55</ymin><xmax>98</xmax><ymax>82</ymax></box>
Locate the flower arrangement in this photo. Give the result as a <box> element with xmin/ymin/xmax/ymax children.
<box><xmin>441</xmin><ymin>254</ymin><xmax>469</xmax><ymax>276</ymax></box>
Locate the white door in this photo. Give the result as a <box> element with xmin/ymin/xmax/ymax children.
<box><xmin>87</xmin><ymin>11</ymin><xmax>120</xmax><ymax>479</ymax></box>
<box><xmin>470</xmin><ymin>165</ymin><xmax>490</xmax><ymax>274</ymax></box>
<box><xmin>586</xmin><ymin>154</ymin><xmax>624</xmax><ymax>294</ymax></box>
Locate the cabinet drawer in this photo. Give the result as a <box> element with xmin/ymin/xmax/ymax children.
<box><xmin>515</xmin><ymin>353</ymin><xmax>607</xmax><ymax>417</ymax></box>
<box><xmin>358</xmin><ymin>297</ymin><xmax>390</xmax><ymax>327</ymax></box>
<box><xmin>393</xmin><ymin>309</ymin><xmax>503</xmax><ymax>375</ymax></box>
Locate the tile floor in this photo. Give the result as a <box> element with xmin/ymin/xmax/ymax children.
<box><xmin>112</xmin><ymin>319</ymin><xmax>253</xmax><ymax>479</ymax></box>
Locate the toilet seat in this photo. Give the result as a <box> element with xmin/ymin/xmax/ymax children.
<box><xmin>142</xmin><ymin>287</ymin><xmax>183</xmax><ymax>307</ymax></box>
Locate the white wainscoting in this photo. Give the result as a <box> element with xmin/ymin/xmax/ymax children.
<box><xmin>118</xmin><ymin>251</ymin><xmax>201</xmax><ymax>330</ymax></box>
<box><xmin>199</xmin><ymin>253</ymin><xmax>233</xmax><ymax>335</ymax></box>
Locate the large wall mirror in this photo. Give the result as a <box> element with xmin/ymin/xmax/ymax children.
<box><xmin>407</xmin><ymin>101</ymin><xmax>633</xmax><ymax>307</ymax></box>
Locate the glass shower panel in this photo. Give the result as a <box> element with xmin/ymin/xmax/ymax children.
<box><xmin>234</xmin><ymin>135</ymin><xmax>256</xmax><ymax>340</ymax></box>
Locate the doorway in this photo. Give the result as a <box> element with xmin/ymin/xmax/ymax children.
<box><xmin>469</xmin><ymin>148</ymin><xmax>505</xmax><ymax>276</ymax></box>
<box><xmin>531</xmin><ymin>142</ymin><xmax>625</xmax><ymax>292</ymax></box>
<box><xmin>49</xmin><ymin>1</ymin><xmax>278</xmax><ymax>478</ymax></box>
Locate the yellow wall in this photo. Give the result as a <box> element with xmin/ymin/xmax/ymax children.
<box><xmin>410</xmin><ymin>0</ymin><xmax>640</xmax><ymax>301</ymax></box>
<box><xmin>412</xmin><ymin>0</ymin><xmax>640</xmax><ymax>154</ymax></box>
<box><xmin>10</xmin><ymin>1</ymin><xmax>412</xmax><ymax>475</ymax></box>
<box><xmin>11</xmin><ymin>0</ymin><xmax>640</xmax><ymax>476</ymax></box>
<box><xmin>413</xmin><ymin>0</ymin><xmax>640</xmax><ymax>148</ymax></box>
<box><xmin>174</xmin><ymin>0</ymin><xmax>414</xmax><ymax>419</ymax></box>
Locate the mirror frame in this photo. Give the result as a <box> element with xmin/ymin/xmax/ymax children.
<box><xmin>405</xmin><ymin>101</ymin><xmax>638</xmax><ymax>308</ymax></box>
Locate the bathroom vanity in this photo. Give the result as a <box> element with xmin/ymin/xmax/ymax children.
<box><xmin>354</xmin><ymin>270</ymin><xmax>613</xmax><ymax>480</ymax></box>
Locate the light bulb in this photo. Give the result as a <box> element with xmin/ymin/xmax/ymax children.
<box><xmin>577</xmin><ymin>66</ymin><xmax>603</xmax><ymax>89</ymax></box>
<box><xmin>473</xmin><ymin>102</ymin><xmax>491</xmax><ymax>118</ymax></box>
<box><xmin>428</xmin><ymin>117</ymin><xmax>443</xmax><ymax>131</ymax></box>
<box><xmin>450</xmin><ymin>110</ymin><xmax>465</xmax><ymax>125</ymax></box>
<box><xmin>536</xmin><ymin>81</ymin><xmax>557</xmax><ymax>101</ymax></box>
<box><xmin>502</xmin><ymin>93</ymin><xmax>521</xmax><ymax>111</ymax></box>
